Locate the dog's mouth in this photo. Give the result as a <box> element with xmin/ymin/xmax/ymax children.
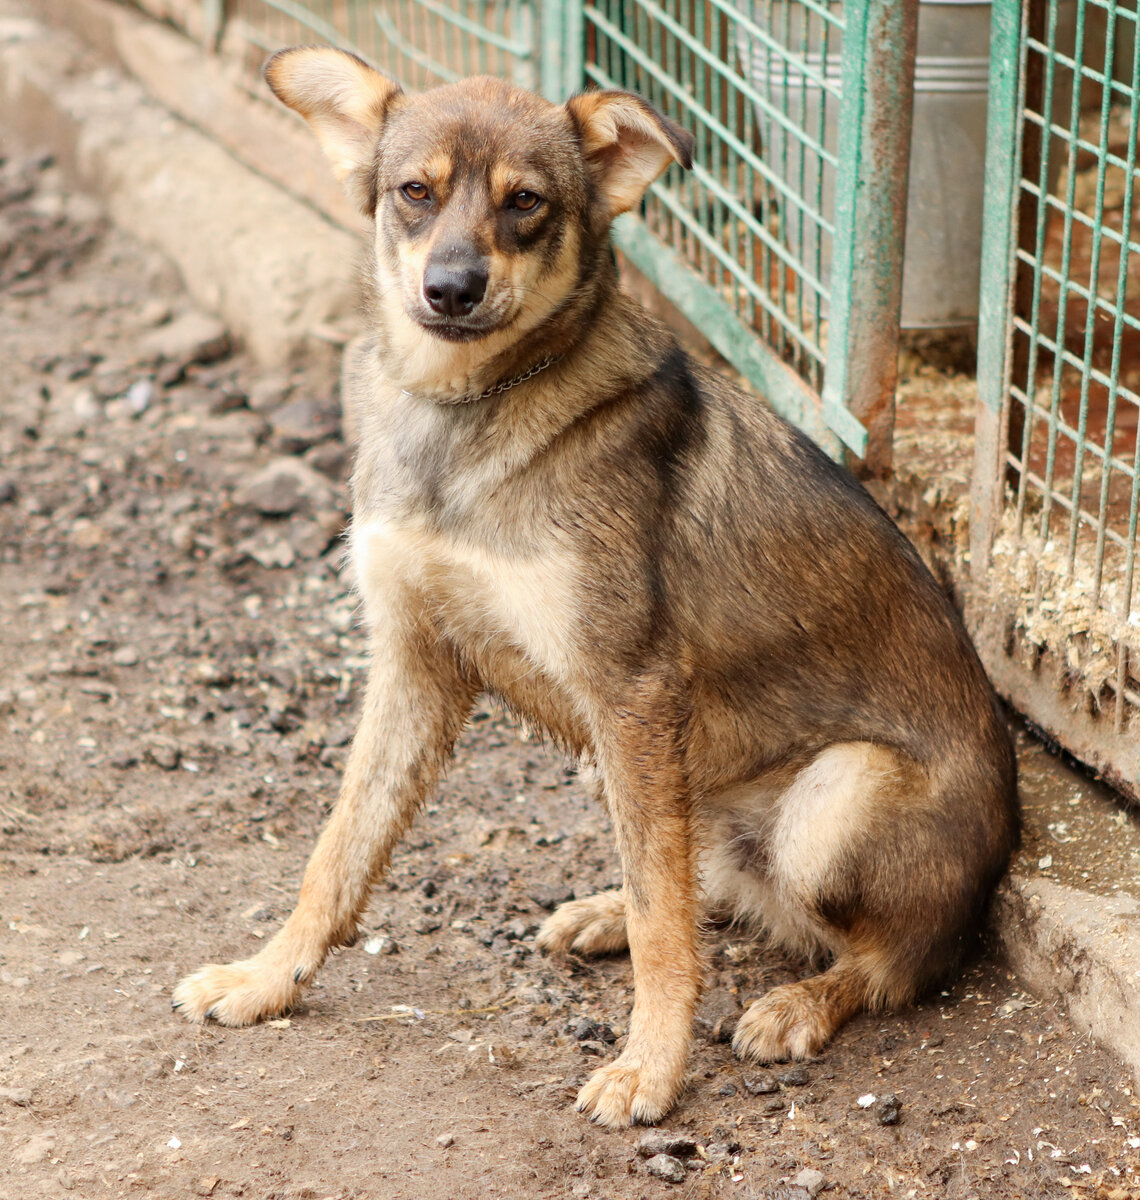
<box><xmin>415</xmin><ymin>316</ymin><xmax>499</xmax><ymax>343</ymax></box>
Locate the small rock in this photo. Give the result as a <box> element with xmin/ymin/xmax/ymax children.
<box><xmin>70</xmin><ymin>519</ymin><xmax>108</xmax><ymax>549</ymax></box>
<box><xmin>363</xmin><ymin>935</ymin><xmax>398</xmax><ymax>955</ymax></box>
<box><xmin>436</xmin><ymin>1132</ymin><xmax>455</xmax><ymax>1148</ymax></box>
<box><xmin>71</xmin><ymin>387</ymin><xmax>101</xmax><ymax>422</ymax></box>
<box><xmin>305</xmin><ymin>440</ymin><xmax>350</xmax><ymax>480</ymax></box>
<box><xmin>778</xmin><ymin>1066</ymin><xmax>811</xmax><ymax>1087</ymax></box>
<box><xmin>790</xmin><ymin>1168</ymin><xmax>827</xmax><ymax>1198</ymax></box>
<box><xmin>247</xmin><ymin>375</ymin><xmax>293</xmax><ymax>412</ymax></box>
<box><xmin>717</xmin><ymin>1082</ymin><xmax>738</xmax><ymax>1097</ymax></box>
<box><xmin>569</xmin><ymin>1016</ymin><xmax>616</xmax><ymax>1043</ymax></box>
<box><xmin>0</xmin><ymin>1087</ymin><xmax>32</xmax><ymax>1105</ymax></box>
<box><xmin>0</xmin><ymin>474</ymin><xmax>16</xmax><ymax>503</ymax></box>
<box><xmin>125</xmin><ymin>378</ymin><xmax>153</xmax><ymax>415</ymax></box>
<box><xmin>139</xmin><ymin>311</ymin><xmax>230</xmax><ymax>367</ymax></box>
<box><xmin>743</xmin><ymin>1073</ymin><xmax>779</xmax><ymax>1095</ymax></box>
<box><xmin>111</xmin><ymin>645</ymin><xmax>140</xmax><ymax>666</ymax></box>
<box><xmin>270</xmin><ymin>394</ymin><xmax>341</xmax><ymax>453</ymax></box>
<box><xmin>877</xmin><ymin>1093</ymin><xmax>902</xmax><ymax>1126</ymax></box>
<box><xmin>695</xmin><ymin>992</ymin><xmax>740</xmax><ymax>1043</ymax></box>
<box><xmin>145</xmin><ymin>739</ymin><xmax>181</xmax><ymax>771</ymax></box>
<box><xmin>637</xmin><ymin>1131</ymin><xmax>698</xmax><ymax>1159</ymax></box>
<box><xmin>232</xmin><ymin>457</ymin><xmax>336</xmax><ymax>517</ymax></box>
<box><xmin>413</xmin><ymin>915</ymin><xmax>442</xmax><ymax>935</ymax></box>
<box><xmin>288</xmin><ymin>513</ymin><xmax>343</xmax><ymax>560</ymax></box>
<box><xmin>644</xmin><ymin>1154</ymin><xmax>687</xmax><ymax>1184</ymax></box>
<box><xmin>578</xmin><ymin>1039</ymin><xmax>607</xmax><ymax>1056</ymax></box>
<box><xmin>526</xmin><ymin>884</ymin><xmax>573</xmax><ymax>911</ymax></box>
<box><xmin>236</xmin><ymin>532</ymin><xmax>296</xmax><ymax>570</ymax></box>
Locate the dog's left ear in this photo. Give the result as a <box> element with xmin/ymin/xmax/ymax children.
<box><xmin>264</xmin><ymin>46</ymin><xmax>403</xmax><ymax>214</ymax></box>
<box><xmin>566</xmin><ymin>91</ymin><xmax>693</xmax><ymax>221</ymax></box>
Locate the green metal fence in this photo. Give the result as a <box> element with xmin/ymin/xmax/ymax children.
<box><xmin>205</xmin><ymin>0</ymin><xmax>919</xmax><ymax>470</ymax></box>
<box><xmin>974</xmin><ymin>0</ymin><xmax>1139</xmax><ymax>796</ymax></box>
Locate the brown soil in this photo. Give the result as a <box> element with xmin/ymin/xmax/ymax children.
<box><xmin>3</xmin><ymin>148</ymin><xmax>1140</xmax><ymax>1200</ymax></box>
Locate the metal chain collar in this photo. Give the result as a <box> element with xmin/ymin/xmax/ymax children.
<box><xmin>402</xmin><ymin>353</ymin><xmax>562</xmax><ymax>405</ymax></box>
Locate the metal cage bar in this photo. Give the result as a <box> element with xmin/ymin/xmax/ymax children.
<box><xmin>972</xmin><ymin>0</ymin><xmax>1140</xmax><ymax>799</ymax></box>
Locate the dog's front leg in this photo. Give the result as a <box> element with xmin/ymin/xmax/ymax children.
<box><xmin>173</xmin><ymin>610</ymin><xmax>476</xmax><ymax>1025</ymax></box>
<box><xmin>575</xmin><ymin>677</ymin><xmax>701</xmax><ymax>1127</ymax></box>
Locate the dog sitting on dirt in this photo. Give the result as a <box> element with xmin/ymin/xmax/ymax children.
<box><xmin>173</xmin><ymin>46</ymin><xmax>1019</xmax><ymax>1128</ymax></box>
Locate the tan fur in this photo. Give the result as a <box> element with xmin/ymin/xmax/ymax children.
<box><xmin>174</xmin><ymin>49</ymin><xmax>1019</xmax><ymax>1131</ymax></box>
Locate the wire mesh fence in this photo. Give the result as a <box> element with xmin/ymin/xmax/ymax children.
<box><xmin>217</xmin><ymin>0</ymin><xmax>541</xmax><ymax>89</ymax></box>
<box><xmin>975</xmin><ymin>0</ymin><xmax>1139</xmax><ymax>795</ymax></box>
<box><xmin>585</xmin><ymin>0</ymin><xmax>842</xmax><ymax>394</ymax></box>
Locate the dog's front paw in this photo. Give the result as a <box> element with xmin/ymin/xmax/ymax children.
<box><xmin>575</xmin><ymin>1052</ymin><xmax>683</xmax><ymax>1128</ymax></box>
<box><xmin>535</xmin><ymin>891</ymin><xmax>628</xmax><ymax>957</ymax></box>
<box><xmin>171</xmin><ymin>956</ymin><xmax>305</xmax><ymax>1026</ymax></box>
<box><xmin>731</xmin><ymin>982</ymin><xmax>834</xmax><ymax>1063</ymax></box>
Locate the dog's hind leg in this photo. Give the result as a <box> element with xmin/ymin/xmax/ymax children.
<box><xmin>173</xmin><ymin>607</ymin><xmax>477</xmax><ymax>1026</ymax></box>
<box><xmin>732</xmin><ymin>952</ymin><xmax>875</xmax><ymax>1061</ymax></box>
<box><xmin>722</xmin><ymin>740</ymin><xmax>1011</xmax><ymax>1063</ymax></box>
<box><xmin>536</xmin><ymin>890</ymin><xmax>629</xmax><ymax>957</ymax></box>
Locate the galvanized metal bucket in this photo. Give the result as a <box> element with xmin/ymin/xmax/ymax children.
<box><xmin>739</xmin><ymin>0</ymin><xmax>1077</xmax><ymax>328</ymax></box>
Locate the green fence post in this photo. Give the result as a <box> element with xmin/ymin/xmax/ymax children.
<box><xmin>202</xmin><ymin>0</ymin><xmax>225</xmax><ymax>51</ymax></box>
<box><xmin>820</xmin><ymin>0</ymin><xmax>918</xmax><ymax>476</ymax></box>
<box><xmin>970</xmin><ymin>0</ymin><xmax>1024</xmax><ymax>577</ymax></box>
<box><xmin>541</xmin><ymin>0</ymin><xmax>585</xmax><ymax>100</ymax></box>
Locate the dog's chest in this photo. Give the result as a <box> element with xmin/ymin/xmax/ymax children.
<box><xmin>352</xmin><ymin>514</ymin><xmax>581</xmax><ymax>682</ymax></box>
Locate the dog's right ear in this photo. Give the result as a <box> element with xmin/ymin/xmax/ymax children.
<box><xmin>264</xmin><ymin>46</ymin><xmax>402</xmax><ymax>215</ymax></box>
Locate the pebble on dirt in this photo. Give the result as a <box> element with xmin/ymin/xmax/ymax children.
<box><xmin>637</xmin><ymin>1130</ymin><xmax>698</xmax><ymax>1159</ymax></box>
<box><xmin>876</xmin><ymin>1092</ymin><xmax>902</xmax><ymax>1125</ymax></box>
<box><xmin>643</xmin><ymin>1153</ymin><xmax>687</xmax><ymax>1183</ymax></box>
<box><xmin>743</xmin><ymin>1073</ymin><xmax>779</xmax><ymax>1095</ymax></box>
<box><xmin>270</xmin><ymin>394</ymin><xmax>341</xmax><ymax>453</ymax></box>
<box><xmin>231</xmin><ymin>456</ymin><xmax>337</xmax><ymax>517</ymax></box>
<box><xmin>789</xmin><ymin>1167</ymin><xmax>828</xmax><ymax>1197</ymax></box>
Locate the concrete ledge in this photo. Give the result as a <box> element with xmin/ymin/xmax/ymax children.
<box><xmin>0</xmin><ymin>8</ymin><xmax>361</xmax><ymax>366</ymax></box>
<box><xmin>34</xmin><ymin>0</ymin><xmax>365</xmax><ymax>236</ymax></box>
<box><xmin>997</xmin><ymin>877</ymin><xmax>1140</xmax><ymax>1082</ymax></box>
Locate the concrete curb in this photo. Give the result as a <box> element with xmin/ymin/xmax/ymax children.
<box><xmin>997</xmin><ymin>877</ymin><xmax>1140</xmax><ymax>1083</ymax></box>
<box><xmin>5</xmin><ymin>0</ymin><xmax>1140</xmax><ymax>1092</ymax></box>
<box><xmin>0</xmin><ymin>6</ymin><xmax>361</xmax><ymax>366</ymax></box>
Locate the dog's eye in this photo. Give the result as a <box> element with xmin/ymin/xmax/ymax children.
<box><xmin>401</xmin><ymin>182</ymin><xmax>430</xmax><ymax>202</ymax></box>
<box><xmin>510</xmin><ymin>191</ymin><xmax>541</xmax><ymax>212</ymax></box>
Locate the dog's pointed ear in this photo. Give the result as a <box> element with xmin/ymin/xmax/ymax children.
<box><xmin>264</xmin><ymin>46</ymin><xmax>402</xmax><ymax>213</ymax></box>
<box><xmin>565</xmin><ymin>91</ymin><xmax>693</xmax><ymax>221</ymax></box>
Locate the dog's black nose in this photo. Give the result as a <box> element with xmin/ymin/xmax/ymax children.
<box><xmin>423</xmin><ymin>263</ymin><xmax>488</xmax><ymax>317</ymax></box>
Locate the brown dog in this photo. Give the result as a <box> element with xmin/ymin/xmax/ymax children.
<box><xmin>173</xmin><ymin>46</ymin><xmax>1019</xmax><ymax>1128</ymax></box>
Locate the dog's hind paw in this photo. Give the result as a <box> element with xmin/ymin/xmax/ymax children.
<box><xmin>172</xmin><ymin>958</ymin><xmax>303</xmax><ymax>1027</ymax></box>
<box><xmin>731</xmin><ymin>981</ymin><xmax>836</xmax><ymax>1063</ymax></box>
<box><xmin>535</xmin><ymin>890</ymin><xmax>628</xmax><ymax>957</ymax></box>
<box><xmin>575</xmin><ymin>1052</ymin><xmax>684</xmax><ymax>1128</ymax></box>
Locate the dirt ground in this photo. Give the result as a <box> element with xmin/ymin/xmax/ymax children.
<box><xmin>4</xmin><ymin>147</ymin><xmax>1140</xmax><ymax>1200</ymax></box>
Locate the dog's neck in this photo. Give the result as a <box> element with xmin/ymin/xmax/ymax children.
<box><xmin>398</xmin><ymin>352</ymin><xmax>564</xmax><ymax>407</ymax></box>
